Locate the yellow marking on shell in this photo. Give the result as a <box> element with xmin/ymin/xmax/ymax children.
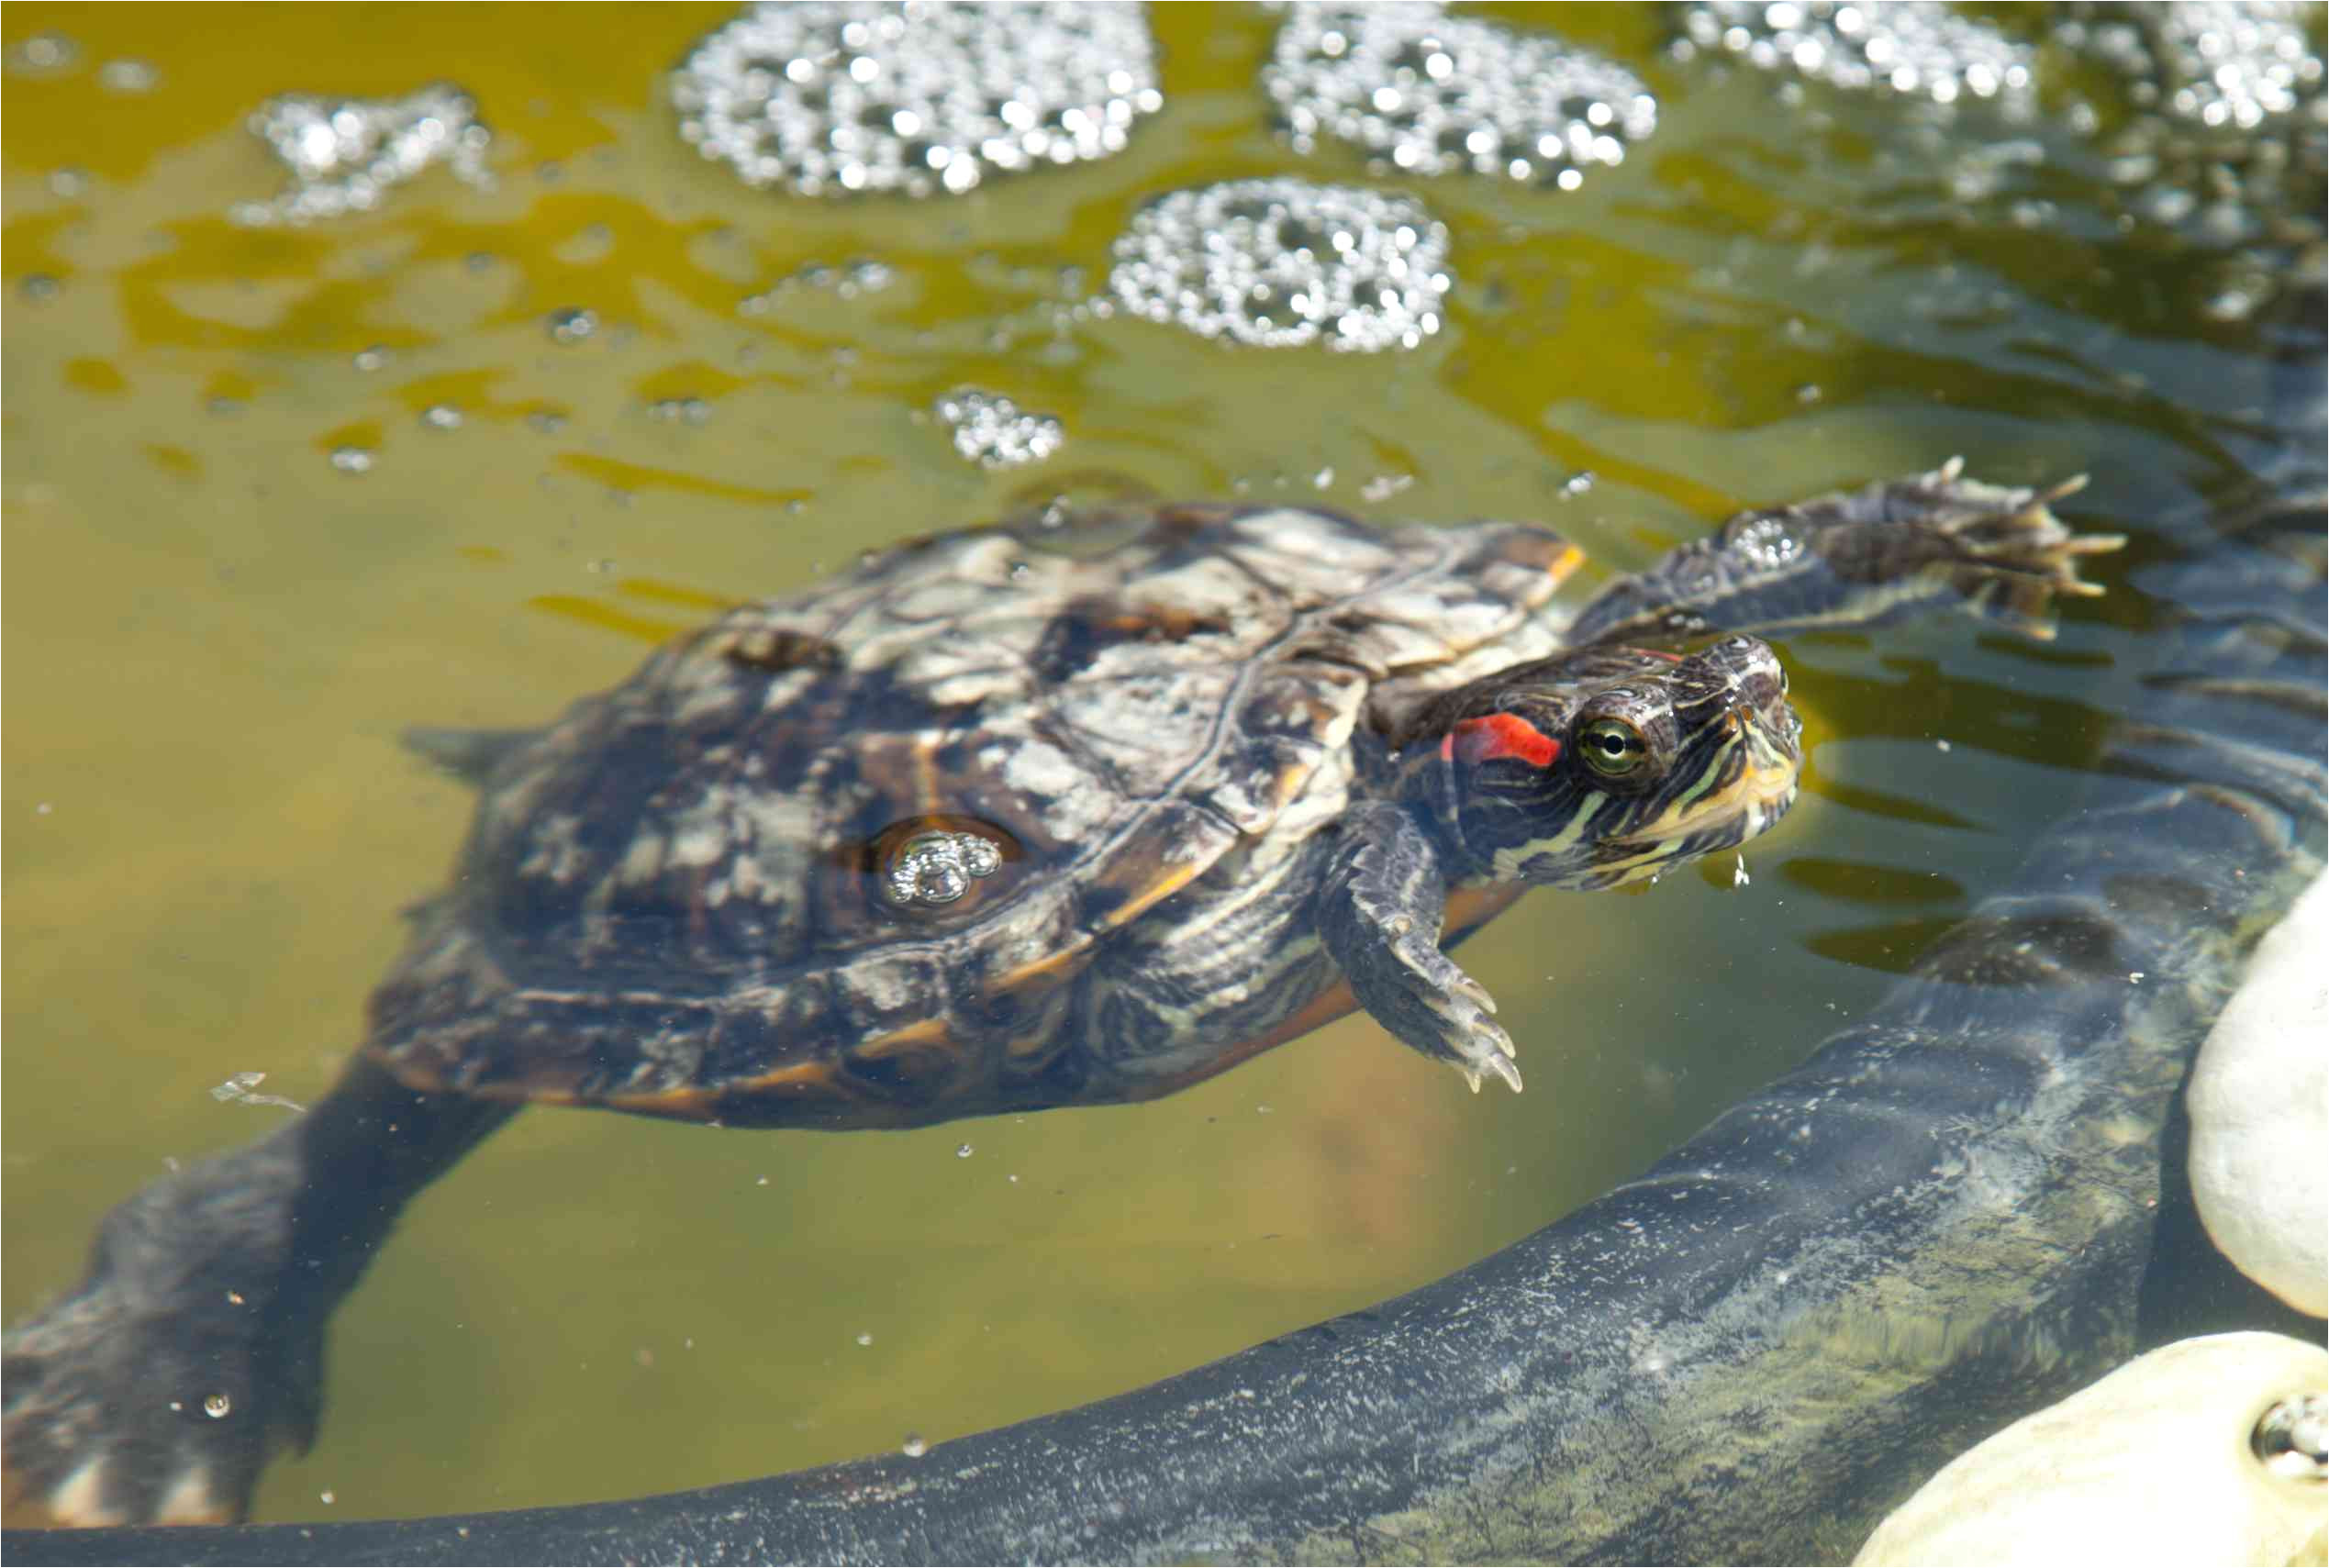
<box><xmin>609</xmin><ymin>1057</ymin><xmax>836</xmax><ymax>1118</ymax></box>
<box><xmin>1545</xmin><ymin>543</ymin><xmax>1586</xmax><ymax>585</ymax></box>
<box><xmin>851</xmin><ymin>1015</ymin><xmax>953</xmax><ymax>1059</ymax></box>
<box><xmin>996</xmin><ymin>941</ymin><xmax>1086</xmax><ymax>992</ymax></box>
<box><xmin>1090</xmin><ymin>852</ymin><xmax>1214</xmax><ymax>934</ymax></box>
<box><xmin>1006</xmin><ymin>1030</ymin><xmax>1061</xmax><ymax>1059</ymax></box>
<box><xmin>602</xmin><ymin>1082</ymin><xmax>719</xmax><ymax>1116</ymax></box>
<box><xmin>911</xmin><ymin>733</ymin><xmax>947</xmax><ymax>822</ymax></box>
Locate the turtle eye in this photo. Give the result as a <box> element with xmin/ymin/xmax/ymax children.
<box><xmin>1577</xmin><ymin>717</ymin><xmax>1647</xmax><ymax>778</ymax></box>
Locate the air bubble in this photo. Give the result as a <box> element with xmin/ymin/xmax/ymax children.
<box><xmin>933</xmin><ymin>388</ymin><xmax>1063</xmax><ymax>468</ymax></box>
<box><xmin>1108</xmin><ymin>179</ymin><xmax>1452</xmax><ymax>353</ymax></box>
<box><xmin>674</xmin><ymin>4</ymin><xmax>1162</xmax><ymax>198</ymax></box>
<box><xmin>1675</xmin><ymin>1</ymin><xmax>2034</xmax><ymax>110</ymax></box>
<box><xmin>546</xmin><ymin>308</ymin><xmax>597</xmax><ymax>344</ymax></box>
<box><xmin>880</xmin><ymin>826</ymin><xmax>1006</xmax><ymax>908</ymax></box>
<box><xmin>1265</xmin><ymin>5</ymin><xmax>1657</xmax><ymax>189</ymax></box>
<box><xmin>98</xmin><ymin>59</ymin><xmax>158</xmax><ymax>94</ymax></box>
<box><xmin>232</xmin><ymin>84</ymin><xmax>492</xmax><ymax>228</ymax></box>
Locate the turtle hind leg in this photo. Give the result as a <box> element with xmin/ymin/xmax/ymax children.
<box><xmin>3</xmin><ymin>1134</ymin><xmax>314</xmax><ymax>1527</ymax></box>
<box><xmin>2</xmin><ymin>1059</ymin><xmax>514</xmax><ymax>1527</ymax></box>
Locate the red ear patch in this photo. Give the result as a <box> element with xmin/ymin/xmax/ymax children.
<box><xmin>1444</xmin><ymin>713</ymin><xmax>1562</xmax><ymax>768</ymax></box>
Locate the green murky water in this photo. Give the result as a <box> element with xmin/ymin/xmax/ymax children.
<box><xmin>0</xmin><ymin>1</ymin><xmax>2307</xmax><ymax>1528</ymax></box>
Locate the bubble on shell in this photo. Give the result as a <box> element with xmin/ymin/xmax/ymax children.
<box><xmin>883</xmin><ymin>828</ymin><xmax>1004</xmax><ymax>908</ymax></box>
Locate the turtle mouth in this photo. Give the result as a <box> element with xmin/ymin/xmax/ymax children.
<box><xmin>1594</xmin><ymin>709</ymin><xmax>1803</xmax><ymax>883</ymax></box>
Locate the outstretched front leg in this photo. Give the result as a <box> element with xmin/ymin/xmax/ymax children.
<box><xmin>1316</xmin><ymin>798</ymin><xmax>1521</xmax><ymax>1095</ymax></box>
<box><xmin>1566</xmin><ymin>460</ymin><xmax>2124</xmax><ymax>647</ymax></box>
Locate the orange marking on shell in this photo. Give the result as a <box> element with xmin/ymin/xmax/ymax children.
<box><xmin>1090</xmin><ymin>853</ymin><xmax>1210</xmax><ymax>933</ymax></box>
<box><xmin>604</xmin><ymin>1081</ymin><xmax>722</xmax><ymax>1117</ymax></box>
<box><xmin>996</xmin><ymin>942</ymin><xmax>1086</xmax><ymax>992</ymax></box>
<box><xmin>1451</xmin><ymin>713</ymin><xmax>1561</xmax><ymax>768</ymax></box>
<box><xmin>612</xmin><ymin>1056</ymin><xmax>847</xmax><ymax>1122</ymax></box>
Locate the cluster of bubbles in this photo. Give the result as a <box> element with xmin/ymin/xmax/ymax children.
<box><xmin>1671</xmin><ymin>1</ymin><xmax>2035</xmax><ymax>109</ymax></box>
<box><xmin>231</xmin><ymin>83</ymin><xmax>492</xmax><ymax>227</ymax></box>
<box><xmin>671</xmin><ymin>1</ymin><xmax>1163</xmax><ymax>197</ymax></box>
<box><xmin>740</xmin><ymin>258</ymin><xmax>898</xmax><ymax>316</ymax></box>
<box><xmin>1107</xmin><ymin>179</ymin><xmax>1452</xmax><ymax>354</ymax></box>
<box><xmin>1263</xmin><ymin>3</ymin><xmax>1658</xmax><ymax>191</ymax></box>
<box><xmin>2050</xmin><ymin>1</ymin><xmax>2325</xmax><ymax>134</ymax></box>
<box><xmin>932</xmin><ymin>388</ymin><xmax>1064</xmax><ymax>469</ymax></box>
<box><xmin>882</xmin><ymin>828</ymin><xmax>1002</xmax><ymax>908</ymax></box>
<box><xmin>1667</xmin><ymin>0</ymin><xmax>2323</xmax><ymax>322</ymax></box>
<box><xmin>2055</xmin><ymin>2</ymin><xmax>2326</xmax><ymax>320</ymax></box>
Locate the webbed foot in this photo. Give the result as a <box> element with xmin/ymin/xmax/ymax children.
<box><xmin>1377</xmin><ymin>915</ymin><xmax>1523</xmax><ymax>1094</ymax></box>
<box><xmin>3</xmin><ymin>1144</ymin><xmax>318</xmax><ymax>1527</ymax></box>
<box><xmin>1875</xmin><ymin>459</ymin><xmax>2124</xmax><ymax>638</ymax></box>
<box><xmin>1317</xmin><ymin>799</ymin><xmax>1523</xmax><ymax>1095</ymax></box>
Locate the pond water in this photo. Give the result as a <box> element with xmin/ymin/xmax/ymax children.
<box><xmin>2</xmin><ymin>1</ymin><xmax>2318</xmax><ymax>1529</ymax></box>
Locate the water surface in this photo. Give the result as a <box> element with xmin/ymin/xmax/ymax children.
<box><xmin>2</xmin><ymin>2</ymin><xmax>2311</xmax><ymax>1524</ymax></box>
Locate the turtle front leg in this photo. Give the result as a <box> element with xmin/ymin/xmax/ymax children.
<box><xmin>1316</xmin><ymin>800</ymin><xmax>1522</xmax><ymax>1095</ymax></box>
<box><xmin>1567</xmin><ymin>460</ymin><xmax>2125</xmax><ymax>647</ymax></box>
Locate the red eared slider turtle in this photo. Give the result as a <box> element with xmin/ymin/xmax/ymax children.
<box><xmin>2</xmin><ymin>464</ymin><xmax>2118</xmax><ymax>1527</ymax></box>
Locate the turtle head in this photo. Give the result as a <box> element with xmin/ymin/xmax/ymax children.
<box><xmin>1418</xmin><ymin>635</ymin><xmax>1802</xmax><ymax>891</ymax></box>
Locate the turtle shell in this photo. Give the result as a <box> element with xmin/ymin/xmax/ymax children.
<box><xmin>366</xmin><ymin>504</ymin><xmax>1581</xmax><ymax>1127</ymax></box>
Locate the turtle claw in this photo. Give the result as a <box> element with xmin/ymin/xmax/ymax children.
<box><xmin>1910</xmin><ymin>462</ymin><xmax>2127</xmax><ymax>639</ymax></box>
<box><xmin>1376</xmin><ymin>928</ymin><xmax>1524</xmax><ymax>1094</ymax></box>
<box><xmin>1454</xmin><ymin>974</ymin><xmax>1499</xmax><ymax>1016</ymax></box>
<box><xmin>1317</xmin><ymin>799</ymin><xmax>1524</xmax><ymax>1096</ymax></box>
<box><xmin>1473</xmin><ymin>1040</ymin><xmax>1524</xmax><ymax>1095</ymax></box>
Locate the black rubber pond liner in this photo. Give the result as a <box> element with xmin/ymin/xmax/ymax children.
<box><xmin>13</xmin><ymin>343</ymin><xmax>2325</xmax><ymax>1568</ymax></box>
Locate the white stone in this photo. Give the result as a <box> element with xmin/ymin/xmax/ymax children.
<box><xmin>1856</xmin><ymin>1333</ymin><xmax>2329</xmax><ymax>1566</ymax></box>
<box><xmin>2189</xmin><ymin>867</ymin><xmax>2329</xmax><ymax>1317</ymax></box>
